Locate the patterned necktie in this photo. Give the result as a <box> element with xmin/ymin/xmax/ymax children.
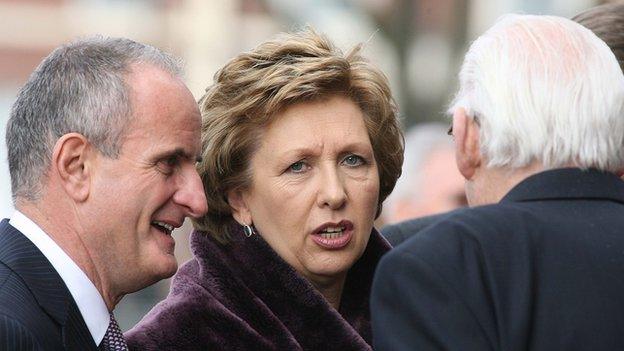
<box><xmin>100</xmin><ymin>312</ymin><xmax>128</xmax><ymax>351</ymax></box>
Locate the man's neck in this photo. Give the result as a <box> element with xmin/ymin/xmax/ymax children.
<box><xmin>15</xmin><ymin>200</ymin><xmax>117</xmax><ymax>310</ymax></box>
<box><xmin>469</xmin><ymin>162</ymin><xmax>545</xmax><ymax>206</ymax></box>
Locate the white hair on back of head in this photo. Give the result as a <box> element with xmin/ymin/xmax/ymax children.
<box><xmin>449</xmin><ymin>14</ymin><xmax>624</xmax><ymax>172</ymax></box>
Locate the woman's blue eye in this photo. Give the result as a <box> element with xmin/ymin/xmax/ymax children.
<box><xmin>343</xmin><ymin>154</ymin><xmax>364</xmax><ymax>166</ymax></box>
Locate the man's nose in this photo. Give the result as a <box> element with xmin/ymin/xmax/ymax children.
<box><xmin>174</xmin><ymin>166</ymin><xmax>208</xmax><ymax>218</ymax></box>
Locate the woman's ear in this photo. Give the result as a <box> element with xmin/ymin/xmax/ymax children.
<box><xmin>227</xmin><ymin>189</ymin><xmax>252</xmax><ymax>225</ymax></box>
<box><xmin>452</xmin><ymin>107</ymin><xmax>482</xmax><ymax>180</ymax></box>
<box><xmin>52</xmin><ymin>133</ymin><xmax>92</xmax><ymax>202</ymax></box>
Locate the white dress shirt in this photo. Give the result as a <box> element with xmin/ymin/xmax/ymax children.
<box><xmin>9</xmin><ymin>210</ymin><xmax>110</xmax><ymax>345</ymax></box>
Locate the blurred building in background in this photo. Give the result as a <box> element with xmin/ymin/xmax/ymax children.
<box><xmin>0</xmin><ymin>0</ymin><xmax>611</xmax><ymax>330</ymax></box>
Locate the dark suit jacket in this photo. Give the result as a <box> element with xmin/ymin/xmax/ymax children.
<box><xmin>0</xmin><ymin>219</ymin><xmax>97</xmax><ymax>351</ymax></box>
<box><xmin>372</xmin><ymin>168</ymin><xmax>624</xmax><ymax>350</ymax></box>
<box><xmin>381</xmin><ymin>212</ymin><xmax>453</xmax><ymax>247</ymax></box>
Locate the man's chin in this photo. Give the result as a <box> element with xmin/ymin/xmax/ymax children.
<box><xmin>149</xmin><ymin>256</ymin><xmax>179</xmax><ymax>282</ymax></box>
<box><xmin>161</xmin><ymin>258</ymin><xmax>179</xmax><ymax>278</ymax></box>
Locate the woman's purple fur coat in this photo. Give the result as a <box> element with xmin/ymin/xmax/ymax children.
<box><xmin>125</xmin><ymin>224</ymin><xmax>390</xmax><ymax>350</ymax></box>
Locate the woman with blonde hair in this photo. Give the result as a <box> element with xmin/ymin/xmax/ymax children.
<box><xmin>126</xmin><ymin>28</ymin><xmax>403</xmax><ymax>350</ymax></box>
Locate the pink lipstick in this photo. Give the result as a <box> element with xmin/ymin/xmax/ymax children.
<box><xmin>311</xmin><ymin>220</ymin><xmax>354</xmax><ymax>249</ymax></box>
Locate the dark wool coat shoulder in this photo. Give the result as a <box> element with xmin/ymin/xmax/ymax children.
<box><xmin>125</xmin><ymin>225</ymin><xmax>390</xmax><ymax>351</ymax></box>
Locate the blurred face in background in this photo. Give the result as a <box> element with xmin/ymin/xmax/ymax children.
<box><xmin>385</xmin><ymin>145</ymin><xmax>466</xmax><ymax>223</ymax></box>
<box><xmin>230</xmin><ymin>95</ymin><xmax>380</xmax><ymax>288</ymax></box>
<box><xmin>416</xmin><ymin>147</ymin><xmax>466</xmax><ymax>214</ymax></box>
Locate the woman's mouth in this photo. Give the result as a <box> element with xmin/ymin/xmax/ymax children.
<box><xmin>311</xmin><ymin>221</ymin><xmax>354</xmax><ymax>249</ymax></box>
<box><xmin>319</xmin><ymin>226</ymin><xmax>345</xmax><ymax>238</ymax></box>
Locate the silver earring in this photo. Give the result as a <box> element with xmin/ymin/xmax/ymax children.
<box><xmin>243</xmin><ymin>224</ymin><xmax>254</xmax><ymax>237</ymax></box>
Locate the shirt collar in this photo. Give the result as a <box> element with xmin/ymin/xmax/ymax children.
<box><xmin>9</xmin><ymin>210</ymin><xmax>110</xmax><ymax>345</ymax></box>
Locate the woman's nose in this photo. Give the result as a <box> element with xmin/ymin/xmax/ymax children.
<box><xmin>316</xmin><ymin>166</ymin><xmax>347</xmax><ymax>210</ymax></box>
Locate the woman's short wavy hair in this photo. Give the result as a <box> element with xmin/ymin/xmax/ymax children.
<box><xmin>194</xmin><ymin>28</ymin><xmax>403</xmax><ymax>242</ymax></box>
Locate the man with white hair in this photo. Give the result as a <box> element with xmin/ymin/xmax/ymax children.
<box><xmin>371</xmin><ymin>14</ymin><xmax>624</xmax><ymax>350</ymax></box>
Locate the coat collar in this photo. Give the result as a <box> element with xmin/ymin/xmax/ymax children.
<box><xmin>501</xmin><ymin>168</ymin><xmax>624</xmax><ymax>204</ymax></box>
<box><xmin>190</xmin><ymin>224</ymin><xmax>390</xmax><ymax>350</ymax></box>
<box><xmin>0</xmin><ymin>219</ymin><xmax>97</xmax><ymax>350</ymax></box>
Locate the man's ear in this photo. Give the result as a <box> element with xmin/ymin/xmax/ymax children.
<box><xmin>227</xmin><ymin>189</ymin><xmax>252</xmax><ymax>225</ymax></box>
<box><xmin>52</xmin><ymin>133</ymin><xmax>92</xmax><ymax>202</ymax></box>
<box><xmin>452</xmin><ymin>107</ymin><xmax>481</xmax><ymax>180</ymax></box>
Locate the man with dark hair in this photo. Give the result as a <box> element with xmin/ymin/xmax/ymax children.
<box><xmin>0</xmin><ymin>37</ymin><xmax>207</xmax><ymax>350</ymax></box>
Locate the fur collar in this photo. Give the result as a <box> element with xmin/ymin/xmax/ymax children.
<box><xmin>126</xmin><ymin>224</ymin><xmax>390</xmax><ymax>350</ymax></box>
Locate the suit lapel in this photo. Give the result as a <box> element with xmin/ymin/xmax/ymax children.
<box><xmin>0</xmin><ymin>219</ymin><xmax>98</xmax><ymax>350</ymax></box>
<box><xmin>64</xmin><ymin>300</ymin><xmax>99</xmax><ymax>351</ymax></box>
